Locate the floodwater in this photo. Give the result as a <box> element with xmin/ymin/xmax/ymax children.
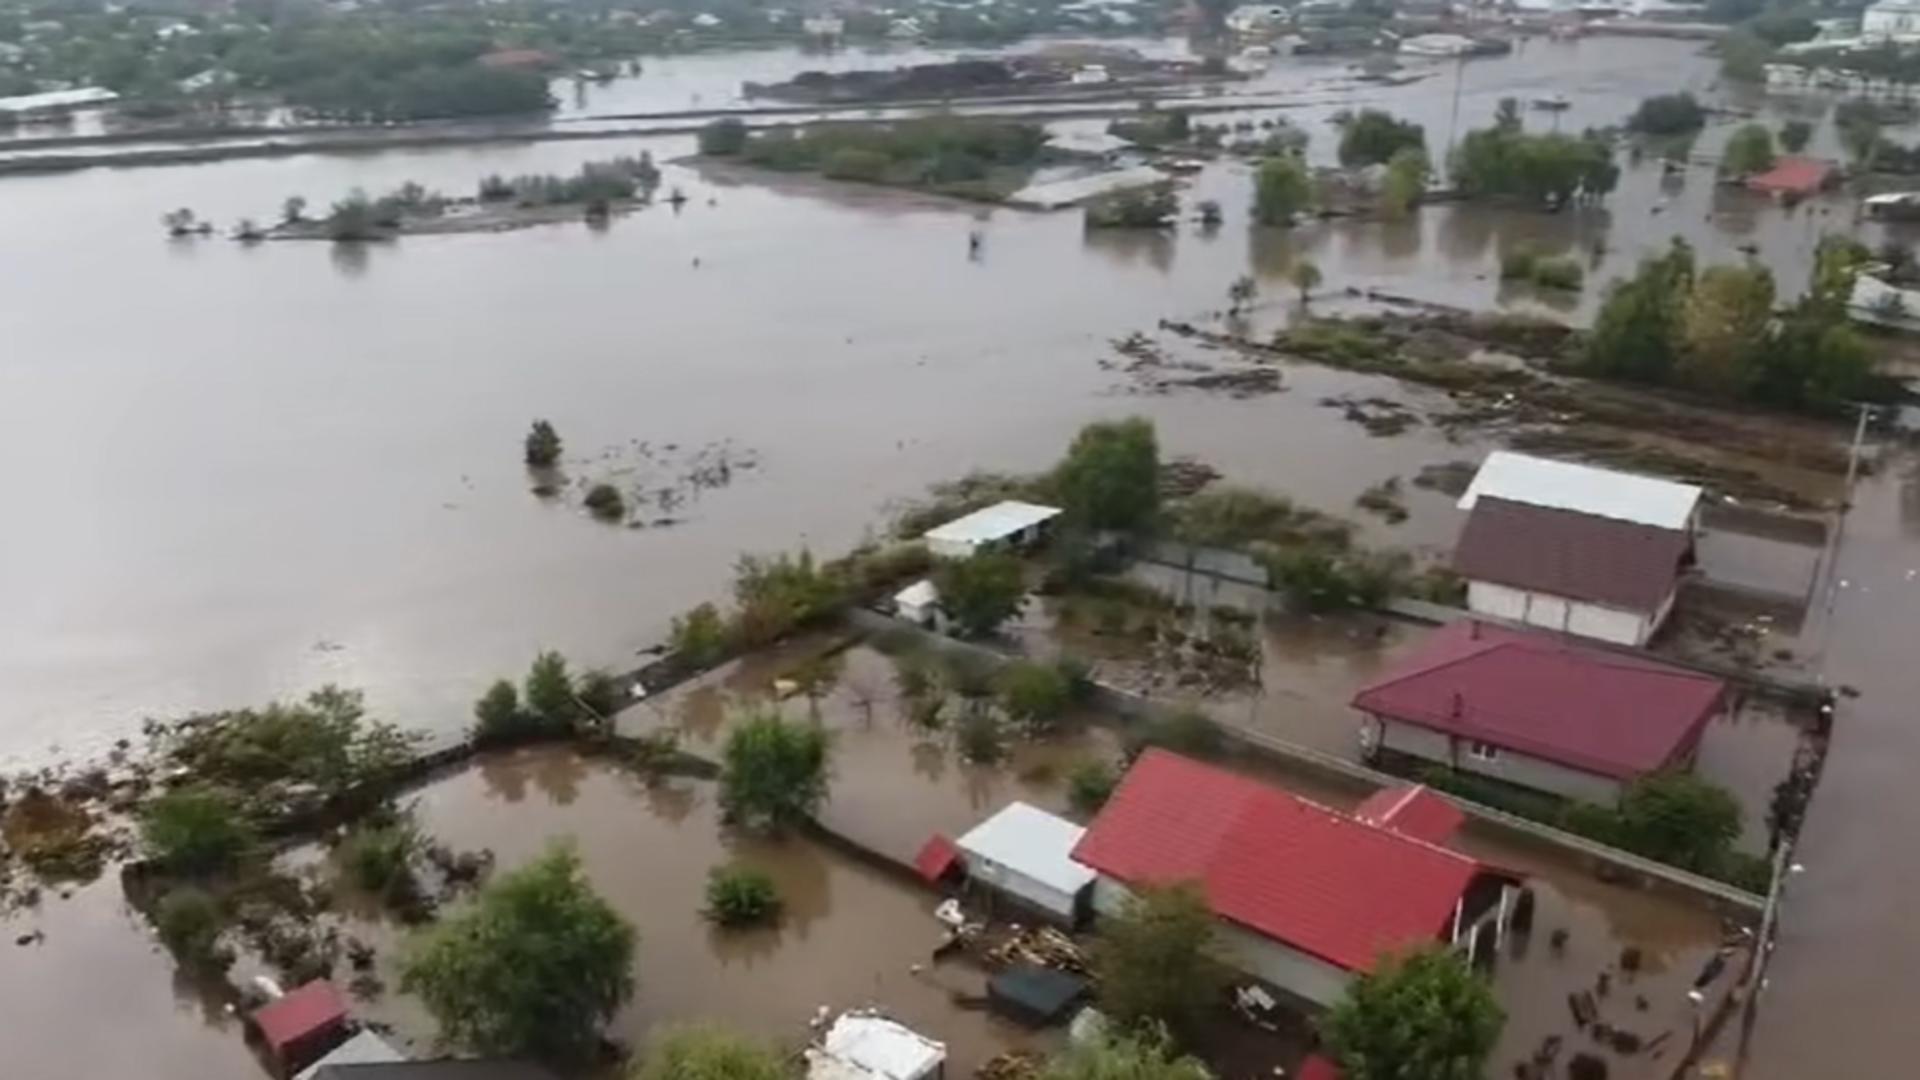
<box><xmin>0</xmin><ymin>35</ymin><xmax>1892</xmax><ymax>772</ymax></box>
<box><xmin>342</xmin><ymin>747</ymin><xmax>1057</xmax><ymax>1076</ymax></box>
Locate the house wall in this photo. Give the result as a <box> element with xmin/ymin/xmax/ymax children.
<box><xmin>1375</xmin><ymin>718</ymin><xmax>1625</xmax><ymax>804</ymax></box>
<box><xmin>1091</xmin><ymin>878</ymin><xmax>1352</xmax><ymax>1008</ymax></box>
<box><xmin>961</xmin><ymin>854</ymin><xmax>1081</xmax><ymax>923</ymax></box>
<box><xmin>1464</xmin><ymin>580</ymin><xmax>1658</xmax><ymax>646</ymax></box>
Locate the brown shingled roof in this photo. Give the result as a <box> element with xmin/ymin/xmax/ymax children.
<box><xmin>1452</xmin><ymin>496</ymin><xmax>1688</xmax><ymax>613</ymax></box>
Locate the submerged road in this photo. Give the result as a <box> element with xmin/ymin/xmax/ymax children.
<box><xmin>1747</xmin><ymin>447</ymin><xmax>1920</xmax><ymax>1079</ymax></box>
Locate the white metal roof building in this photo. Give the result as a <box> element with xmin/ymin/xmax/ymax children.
<box><xmin>0</xmin><ymin>87</ymin><xmax>119</xmax><ymax>113</ymax></box>
<box><xmin>808</xmin><ymin>1013</ymin><xmax>947</xmax><ymax>1080</ymax></box>
<box><xmin>956</xmin><ymin>801</ymin><xmax>1097</xmax><ymax>922</ymax></box>
<box><xmin>1457</xmin><ymin>451</ymin><xmax>1702</xmax><ymax>532</ymax></box>
<box><xmin>923</xmin><ymin>500</ymin><xmax>1062</xmax><ymax>559</ymax></box>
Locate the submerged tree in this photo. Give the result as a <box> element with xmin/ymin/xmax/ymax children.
<box><xmin>401</xmin><ymin>844</ymin><xmax>635</xmax><ymax>1064</ymax></box>
<box><xmin>524</xmin><ymin>420</ymin><xmax>563</xmax><ymax>467</ymax></box>
<box><xmin>1721</xmin><ymin>123</ymin><xmax>1777</xmax><ymax>176</ymax></box>
<box><xmin>1091</xmin><ymin>882</ymin><xmax>1222</xmax><ymax>1041</ymax></box>
<box><xmin>933</xmin><ymin>551</ymin><xmax>1027</xmax><ymax>638</ymax></box>
<box><xmin>634</xmin><ymin>1025</ymin><xmax>788</xmax><ymax>1080</ymax></box>
<box><xmin>719</xmin><ymin>711</ymin><xmax>830</xmax><ymax>830</ymax></box>
<box><xmin>1055</xmin><ymin>417</ymin><xmax>1160</xmax><ymax>531</ymax></box>
<box><xmin>1290</xmin><ymin>259</ymin><xmax>1323</xmax><ymax>304</ymax></box>
<box><xmin>1252</xmin><ymin>155</ymin><xmax>1313</xmax><ymax>225</ymax></box>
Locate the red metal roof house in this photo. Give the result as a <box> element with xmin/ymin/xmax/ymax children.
<box><xmin>1070</xmin><ymin>751</ymin><xmax>1517</xmax><ymax>1008</ymax></box>
<box><xmin>1745</xmin><ymin>155</ymin><xmax>1836</xmax><ymax>200</ymax></box>
<box><xmin>1351</xmin><ymin>621</ymin><xmax>1729</xmax><ymax>804</ymax></box>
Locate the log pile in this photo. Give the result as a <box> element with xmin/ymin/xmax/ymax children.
<box><xmin>984</xmin><ymin>926</ymin><xmax>1088</xmax><ymax>973</ymax></box>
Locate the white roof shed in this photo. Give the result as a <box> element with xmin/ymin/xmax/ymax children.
<box><xmin>1458</xmin><ymin>451</ymin><xmax>1702</xmax><ymax>531</ymax></box>
<box><xmin>809</xmin><ymin>1014</ymin><xmax>947</xmax><ymax>1080</ymax></box>
<box><xmin>293</xmin><ymin>1030</ymin><xmax>404</xmax><ymax>1080</ymax></box>
<box><xmin>956</xmin><ymin>801</ymin><xmax>1097</xmax><ymax>921</ymax></box>
<box><xmin>923</xmin><ymin>500</ymin><xmax>1062</xmax><ymax>558</ymax></box>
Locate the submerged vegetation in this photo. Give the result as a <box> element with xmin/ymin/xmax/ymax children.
<box><xmin>701</xmin><ymin>117</ymin><xmax>1050</xmax><ymax>201</ymax></box>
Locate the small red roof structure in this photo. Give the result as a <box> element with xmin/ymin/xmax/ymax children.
<box><xmin>1071</xmin><ymin>750</ymin><xmax>1488</xmax><ymax>973</ymax></box>
<box><xmin>1745</xmin><ymin>155</ymin><xmax>1835</xmax><ymax>198</ymax></box>
<box><xmin>252</xmin><ymin>980</ymin><xmax>349</xmax><ymax>1072</ymax></box>
<box><xmin>477</xmin><ymin>48</ymin><xmax>558</xmax><ymax>71</ymax></box>
<box><xmin>914</xmin><ymin>834</ymin><xmax>960</xmax><ymax>882</ymax></box>
<box><xmin>1352</xmin><ymin>784</ymin><xmax>1463</xmax><ymax>844</ymax></box>
<box><xmin>1453</xmin><ymin>496</ymin><xmax>1691</xmax><ymax>614</ymax></box>
<box><xmin>1294</xmin><ymin>1056</ymin><xmax>1342</xmax><ymax>1080</ymax></box>
<box><xmin>1351</xmin><ymin>621</ymin><xmax>1727</xmax><ymax>780</ymax></box>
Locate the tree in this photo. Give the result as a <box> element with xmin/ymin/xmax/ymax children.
<box><xmin>1039</xmin><ymin>1028</ymin><xmax>1211</xmax><ymax>1080</ymax></box>
<box><xmin>1338</xmin><ymin>109</ymin><xmax>1425</xmax><ymax>168</ymax></box>
<box><xmin>524</xmin><ymin>420</ymin><xmax>562</xmax><ymax>467</ymax></box>
<box><xmin>789</xmin><ymin>650</ymin><xmax>846</xmax><ymax>715</ymax></box>
<box><xmin>1837</xmin><ymin>99</ymin><xmax>1884</xmax><ymax>167</ymax></box>
<box><xmin>1626</xmin><ymin>92</ymin><xmax>1706</xmax><ymax>136</ymax></box>
<box><xmin>1068</xmin><ymin>758</ymin><xmax>1119</xmax><ymax>814</ymax></box>
<box><xmin>1721</xmin><ymin>123</ymin><xmax>1776</xmax><ymax>176</ymax></box>
<box><xmin>1779</xmin><ymin>119</ymin><xmax>1813</xmax><ymax>153</ymax></box>
<box><xmin>1380</xmin><ymin>146</ymin><xmax>1429</xmax><ymax>217</ymax></box>
<box><xmin>141</xmin><ymin>785</ymin><xmax>256</xmax><ymax>874</ymax></box>
<box><xmin>933</xmin><ymin>551</ymin><xmax>1027</xmax><ymax>638</ymax></box>
<box><xmin>998</xmin><ymin>660</ymin><xmax>1071</xmax><ymax>735</ymax></box>
<box><xmin>282</xmin><ymin>195</ymin><xmax>307</xmax><ymax>223</ymax></box>
<box><xmin>524</xmin><ymin>650</ymin><xmax>575</xmax><ymax>728</ymax></box>
<box><xmin>473</xmin><ymin>679</ymin><xmax>524</xmax><ymax>742</ymax></box>
<box><xmin>1091</xmin><ymin>883</ymin><xmax>1222</xmax><ymax>1040</ymax></box>
<box><xmin>1055</xmin><ymin>417</ymin><xmax>1160</xmax><ymax>531</ymax></box>
<box><xmin>155</xmin><ymin>886</ymin><xmax>229</xmax><ymax>969</ymax></box>
<box><xmin>1584</xmin><ymin>238</ymin><xmax>1695</xmax><ymax>383</ymax></box>
<box><xmin>325</xmin><ymin>190</ymin><xmax>384</xmax><ymax>242</ymax></box>
<box><xmin>1253</xmin><ymin>155</ymin><xmax>1312</xmax><ymax>225</ymax></box>
<box><xmin>636</xmin><ymin>1026</ymin><xmax>787</xmax><ymax>1080</ymax></box>
<box><xmin>670</xmin><ymin>603</ymin><xmax>733</xmax><ymax>667</ymax></box>
<box><xmin>401</xmin><ymin>844</ymin><xmax>635</xmax><ymax>1064</ymax></box>
<box><xmin>1718</xmin><ymin>29</ymin><xmax>1771</xmax><ymax>84</ymax></box>
<box><xmin>161</xmin><ymin>207</ymin><xmax>200</xmax><ymax>235</ymax></box>
<box><xmin>1613</xmin><ymin>772</ymin><xmax>1742</xmax><ymax>873</ymax></box>
<box><xmin>1320</xmin><ymin>947</ymin><xmax>1504</xmax><ymax>1080</ymax></box>
<box><xmin>1227</xmin><ymin>274</ymin><xmax>1257</xmax><ymax>315</ymax></box>
<box><xmin>699</xmin><ymin>118</ymin><xmax>749</xmax><ymax>156</ymax></box>
<box><xmin>1291</xmin><ymin>259</ymin><xmax>1323</xmax><ymax>304</ymax></box>
<box><xmin>1450</xmin><ymin>124</ymin><xmax>1618</xmax><ymax>206</ymax></box>
<box><xmin>584</xmin><ymin>483</ymin><xmax>626</xmax><ymax>521</ymax></box>
<box><xmin>1679</xmin><ymin>264</ymin><xmax>1777</xmax><ymax>394</ymax></box>
<box><xmin>719</xmin><ymin>711</ymin><xmax>831</xmax><ymax>830</ymax></box>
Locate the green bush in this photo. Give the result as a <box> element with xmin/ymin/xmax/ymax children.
<box><xmin>1134</xmin><ymin>708</ymin><xmax>1221</xmax><ymax>758</ymax></box>
<box><xmin>705</xmin><ymin>865</ymin><xmax>782</xmax><ymax>927</ymax></box>
<box><xmin>141</xmin><ymin>786</ymin><xmax>255</xmax><ymax>875</ymax></box>
<box><xmin>341</xmin><ymin>821</ymin><xmax>420</xmax><ymax>899</ymax></box>
<box><xmin>525</xmin><ymin>650</ymin><xmax>577</xmax><ymax>730</ymax></box>
<box><xmin>998</xmin><ymin>660</ymin><xmax>1071</xmax><ymax>735</ymax></box>
<box><xmin>1531</xmin><ymin>257</ymin><xmax>1585</xmax><ymax>291</ymax></box>
<box><xmin>155</xmin><ymin>886</ymin><xmax>230</xmax><ymax>969</ymax></box>
<box><xmin>584</xmin><ymin>483</ymin><xmax>626</xmax><ymax>521</ymax></box>
<box><xmin>699</xmin><ymin>118</ymin><xmax>749</xmax><ymax>156</ymax></box>
<box><xmin>524</xmin><ymin>420</ymin><xmax>562</xmax><ymax>467</ymax></box>
<box><xmin>719</xmin><ymin>712</ymin><xmax>831</xmax><ymax>830</ymax></box>
<box><xmin>1626</xmin><ymin>92</ymin><xmax>1706</xmax><ymax>136</ymax></box>
<box><xmin>575</xmin><ymin>669</ymin><xmax>623</xmax><ymax>722</ymax></box>
<box><xmin>822</xmin><ymin>147</ymin><xmax>892</xmax><ymax>182</ymax></box>
<box><xmin>669</xmin><ymin>602</ymin><xmax>734</xmax><ymax>668</ymax></box>
<box><xmin>1068</xmin><ymin>758</ymin><xmax>1119</xmax><ymax>814</ymax></box>
<box><xmin>473</xmin><ymin>678</ymin><xmax>527</xmax><ymax>743</ymax></box>
<box><xmin>956</xmin><ymin>708</ymin><xmax>1006</xmax><ymax>764</ymax></box>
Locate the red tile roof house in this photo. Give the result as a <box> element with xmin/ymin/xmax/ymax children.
<box><xmin>1350</xmin><ymin>621</ymin><xmax>1730</xmax><ymax>804</ymax></box>
<box><xmin>1454</xmin><ymin>452</ymin><xmax>1703</xmax><ymax>647</ymax></box>
<box><xmin>1070</xmin><ymin>751</ymin><xmax>1520</xmax><ymax>1009</ymax></box>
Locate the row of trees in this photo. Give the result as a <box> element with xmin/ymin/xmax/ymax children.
<box><xmin>1583</xmin><ymin>236</ymin><xmax>1874</xmax><ymax>412</ymax></box>
<box><xmin>700</xmin><ymin>116</ymin><xmax>1048</xmax><ymax>193</ymax></box>
<box><xmin>473</xmin><ymin>651</ymin><xmax>623</xmax><ymax>743</ymax></box>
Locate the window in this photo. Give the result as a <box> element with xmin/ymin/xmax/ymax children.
<box><xmin>1467</xmin><ymin>740</ymin><xmax>1500</xmax><ymax>763</ymax></box>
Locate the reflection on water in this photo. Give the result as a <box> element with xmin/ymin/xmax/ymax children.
<box><xmin>1082</xmin><ymin>225</ymin><xmax>1176</xmax><ymax>273</ymax></box>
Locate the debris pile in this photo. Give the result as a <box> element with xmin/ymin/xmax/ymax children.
<box><xmin>984</xmin><ymin>925</ymin><xmax>1088</xmax><ymax>973</ymax></box>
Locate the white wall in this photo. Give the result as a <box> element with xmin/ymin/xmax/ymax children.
<box><xmin>965</xmin><ymin>855</ymin><xmax>1080</xmax><ymax>922</ymax></box>
<box><xmin>1464</xmin><ymin>580</ymin><xmax>1660</xmax><ymax>646</ymax></box>
<box><xmin>1377</xmin><ymin>719</ymin><xmax>1624</xmax><ymax>804</ymax></box>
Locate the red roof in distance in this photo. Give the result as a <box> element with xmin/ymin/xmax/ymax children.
<box><xmin>252</xmin><ymin>980</ymin><xmax>348</xmax><ymax>1056</ymax></box>
<box><xmin>1351</xmin><ymin>621</ymin><xmax>1727</xmax><ymax>780</ymax></box>
<box><xmin>1294</xmin><ymin>1056</ymin><xmax>1342</xmax><ymax>1080</ymax></box>
<box><xmin>1353</xmin><ymin>785</ymin><xmax>1463</xmax><ymax>845</ymax></box>
<box><xmin>1746</xmin><ymin>155</ymin><xmax>1835</xmax><ymax>197</ymax></box>
<box><xmin>1071</xmin><ymin>751</ymin><xmax>1486</xmax><ymax>973</ymax></box>
<box><xmin>1452</xmin><ymin>496</ymin><xmax>1690</xmax><ymax>613</ymax></box>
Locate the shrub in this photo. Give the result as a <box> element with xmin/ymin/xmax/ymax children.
<box><xmin>704</xmin><ymin>865</ymin><xmax>782</xmax><ymax>927</ymax></box>
<box><xmin>1068</xmin><ymin>758</ymin><xmax>1119</xmax><ymax>814</ymax></box>
<box><xmin>524</xmin><ymin>420</ymin><xmax>562</xmax><ymax>467</ymax></box>
<box><xmin>341</xmin><ymin>820</ymin><xmax>420</xmax><ymax>900</ymax></box>
<box><xmin>1626</xmin><ymin>92</ymin><xmax>1706</xmax><ymax>136</ymax></box>
<box><xmin>576</xmin><ymin>669</ymin><xmax>623</xmax><ymax>723</ymax></box>
<box><xmin>698</xmin><ymin>118</ymin><xmax>749</xmax><ymax>156</ymax></box>
<box><xmin>822</xmin><ymin>147</ymin><xmax>891</xmax><ymax>182</ymax></box>
<box><xmin>933</xmin><ymin>552</ymin><xmax>1027</xmax><ymax>638</ymax></box>
<box><xmin>1084</xmin><ymin>184</ymin><xmax>1179</xmax><ymax>229</ymax></box>
<box><xmin>955</xmin><ymin>708</ymin><xmax>1006</xmax><ymax>764</ymax></box>
<box><xmin>998</xmin><ymin>660</ymin><xmax>1071</xmax><ymax>735</ymax></box>
<box><xmin>1134</xmin><ymin>708</ymin><xmax>1221</xmax><ymax>758</ymax></box>
<box><xmin>1253</xmin><ymin>155</ymin><xmax>1312</xmax><ymax>225</ymax></box>
<box><xmin>141</xmin><ymin>786</ymin><xmax>255</xmax><ymax>875</ymax></box>
<box><xmin>525</xmin><ymin>650</ymin><xmax>577</xmax><ymax>730</ymax></box>
<box><xmin>669</xmin><ymin>602</ymin><xmax>734</xmax><ymax>668</ymax></box>
<box><xmin>155</xmin><ymin>886</ymin><xmax>229</xmax><ymax>969</ymax></box>
<box><xmin>637</xmin><ymin>1026</ymin><xmax>788</xmax><ymax>1080</ymax></box>
<box><xmin>473</xmin><ymin>679</ymin><xmax>526</xmax><ymax>743</ymax></box>
<box><xmin>1338</xmin><ymin>109</ymin><xmax>1426</xmax><ymax>168</ymax></box>
<box><xmin>584</xmin><ymin>483</ymin><xmax>626</xmax><ymax>521</ymax></box>
<box><xmin>1531</xmin><ymin>256</ymin><xmax>1585</xmax><ymax>291</ymax></box>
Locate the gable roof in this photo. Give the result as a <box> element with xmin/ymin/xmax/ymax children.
<box><xmin>252</xmin><ymin>981</ymin><xmax>348</xmax><ymax>1057</ymax></box>
<box><xmin>1352</xmin><ymin>785</ymin><xmax>1463</xmax><ymax>844</ymax></box>
<box><xmin>1070</xmin><ymin>751</ymin><xmax>1484</xmax><ymax>972</ymax></box>
<box><xmin>1458</xmin><ymin>451</ymin><xmax>1701</xmax><ymax>531</ymax></box>
<box><xmin>1453</xmin><ymin>496</ymin><xmax>1690</xmax><ymax>612</ymax></box>
<box><xmin>957</xmin><ymin>801</ymin><xmax>1097</xmax><ymax>897</ymax></box>
<box><xmin>1350</xmin><ymin>621</ymin><xmax>1727</xmax><ymax>780</ymax></box>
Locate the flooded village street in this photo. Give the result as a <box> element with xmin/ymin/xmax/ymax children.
<box><xmin>3</xmin><ymin>24</ymin><xmax>1920</xmax><ymax>1080</ymax></box>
